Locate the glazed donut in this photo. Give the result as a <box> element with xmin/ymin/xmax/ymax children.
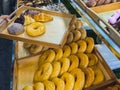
<box><xmin>61</xmin><ymin>72</ymin><xmax>75</xmax><ymax>90</ymax></box>
<box><xmin>96</xmin><ymin>0</ymin><xmax>106</xmax><ymax>6</ymax></box>
<box><xmin>41</xmin><ymin>46</ymin><xmax>49</xmax><ymax>52</ymax></box>
<box><xmin>52</xmin><ymin>77</ymin><xmax>65</xmax><ymax>90</ymax></box>
<box><xmin>43</xmin><ymin>80</ymin><xmax>55</xmax><ymax>90</ymax></box>
<box><xmin>70</xmin><ymin>68</ymin><xmax>85</xmax><ymax>90</ymax></box>
<box><xmin>69</xmin><ymin>42</ymin><xmax>78</xmax><ymax>54</ymax></box>
<box><xmin>72</xmin><ymin>30</ymin><xmax>81</xmax><ymax>41</ymax></box>
<box><xmin>78</xmin><ymin>28</ymin><xmax>87</xmax><ymax>39</ymax></box>
<box><xmin>7</xmin><ymin>23</ymin><xmax>24</xmax><ymax>35</ymax></box>
<box><xmin>39</xmin><ymin>49</ymin><xmax>55</xmax><ymax>65</ymax></box>
<box><xmin>75</xmin><ymin>20</ymin><xmax>83</xmax><ymax>29</ymax></box>
<box><xmin>34</xmin><ymin>82</ymin><xmax>44</xmax><ymax>90</ymax></box>
<box><xmin>77</xmin><ymin>53</ymin><xmax>89</xmax><ymax>68</ymax></box>
<box><xmin>85</xmin><ymin>0</ymin><xmax>97</xmax><ymax>7</ymax></box>
<box><xmin>68</xmin><ymin>55</ymin><xmax>79</xmax><ymax>72</ymax></box>
<box><xmin>23</xmin><ymin>85</ymin><xmax>33</xmax><ymax>90</ymax></box>
<box><xmin>59</xmin><ymin>58</ymin><xmax>70</xmax><ymax>76</ymax></box>
<box><xmin>24</xmin><ymin>15</ymin><xmax>35</xmax><ymax>25</ymax></box>
<box><xmin>87</xmin><ymin>53</ymin><xmax>98</xmax><ymax>66</ymax></box>
<box><xmin>62</xmin><ymin>45</ymin><xmax>71</xmax><ymax>58</ymax></box>
<box><xmin>50</xmin><ymin>61</ymin><xmax>61</xmax><ymax>79</ymax></box>
<box><xmin>33</xmin><ymin>63</ymin><xmax>53</xmax><ymax>82</ymax></box>
<box><xmin>66</xmin><ymin>32</ymin><xmax>74</xmax><ymax>44</ymax></box>
<box><xmin>77</xmin><ymin>40</ymin><xmax>87</xmax><ymax>53</ymax></box>
<box><xmin>85</xmin><ymin>37</ymin><xmax>94</xmax><ymax>53</ymax></box>
<box><xmin>23</xmin><ymin>42</ymin><xmax>32</xmax><ymax>49</ymax></box>
<box><xmin>54</xmin><ymin>48</ymin><xmax>63</xmax><ymax>61</ymax></box>
<box><xmin>29</xmin><ymin>45</ymin><xmax>43</xmax><ymax>54</ymax></box>
<box><xmin>70</xmin><ymin>24</ymin><xmax>76</xmax><ymax>31</ymax></box>
<box><xmin>83</xmin><ymin>67</ymin><xmax>94</xmax><ymax>88</ymax></box>
<box><xmin>26</xmin><ymin>22</ymin><xmax>46</xmax><ymax>37</ymax></box>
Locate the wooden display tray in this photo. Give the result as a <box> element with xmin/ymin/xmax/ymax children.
<box><xmin>0</xmin><ymin>6</ymin><xmax>76</xmax><ymax>48</ymax></box>
<box><xmin>75</xmin><ymin>0</ymin><xmax>120</xmax><ymax>48</ymax></box>
<box><xmin>12</xmin><ymin>47</ymin><xmax>117</xmax><ymax>90</ymax></box>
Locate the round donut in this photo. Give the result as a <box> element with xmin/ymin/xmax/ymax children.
<box><xmin>78</xmin><ymin>28</ymin><xmax>87</xmax><ymax>39</ymax></box>
<box><xmin>41</xmin><ymin>46</ymin><xmax>49</xmax><ymax>52</ymax></box>
<box><xmin>43</xmin><ymin>80</ymin><xmax>55</xmax><ymax>90</ymax></box>
<box><xmin>59</xmin><ymin>57</ymin><xmax>70</xmax><ymax>76</ymax></box>
<box><xmin>34</xmin><ymin>82</ymin><xmax>44</xmax><ymax>90</ymax></box>
<box><xmin>70</xmin><ymin>24</ymin><xmax>76</xmax><ymax>31</ymax></box>
<box><xmin>96</xmin><ymin>0</ymin><xmax>106</xmax><ymax>5</ymax></box>
<box><xmin>87</xmin><ymin>53</ymin><xmax>98</xmax><ymax>66</ymax></box>
<box><xmin>33</xmin><ymin>63</ymin><xmax>53</xmax><ymax>82</ymax></box>
<box><xmin>62</xmin><ymin>45</ymin><xmax>71</xmax><ymax>58</ymax></box>
<box><xmin>77</xmin><ymin>53</ymin><xmax>89</xmax><ymax>68</ymax></box>
<box><xmin>54</xmin><ymin>48</ymin><xmax>63</xmax><ymax>61</ymax></box>
<box><xmin>39</xmin><ymin>49</ymin><xmax>55</xmax><ymax>66</ymax></box>
<box><xmin>66</xmin><ymin>32</ymin><xmax>74</xmax><ymax>44</ymax></box>
<box><xmin>70</xmin><ymin>68</ymin><xmax>85</xmax><ymax>90</ymax></box>
<box><xmin>68</xmin><ymin>55</ymin><xmax>79</xmax><ymax>72</ymax></box>
<box><xmin>23</xmin><ymin>85</ymin><xmax>33</xmax><ymax>90</ymax></box>
<box><xmin>23</xmin><ymin>42</ymin><xmax>33</xmax><ymax>49</ymax></box>
<box><xmin>75</xmin><ymin>20</ymin><xmax>83</xmax><ymax>29</ymax></box>
<box><xmin>72</xmin><ymin>30</ymin><xmax>81</xmax><ymax>41</ymax></box>
<box><xmin>61</xmin><ymin>72</ymin><xmax>75</xmax><ymax>90</ymax></box>
<box><xmin>26</xmin><ymin>22</ymin><xmax>46</xmax><ymax>37</ymax></box>
<box><xmin>85</xmin><ymin>37</ymin><xmax>94</xmax><ymax>53</ymax></box>
<box><xmin>29</xmin><ymin>45</ymin><xmax>43</xmax><ymax>54</ymax></box>
<box><xmin>52</xmin><ymin>77</ymin><xmax>65</xmax><ymax>90</ymax></box>
<box><xmin>7</xmin><ymin>23</ymin><xmax>24</xmax><ymax>35</ymax></box>
<box><xmin>77</xmin><ymin>40</ymin><xmax>87</xmax><ymax>53</ymax></box>
<box><xmin>50</xmin><ymin>61</ymin><xmax>61</xmax><ymax>79</ymax></box>
<box><xmin>69</xmin><ymin>42</ymin><xmax>78</xmax><ymax>54</ymax></box>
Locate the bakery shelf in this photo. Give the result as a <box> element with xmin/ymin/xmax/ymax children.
<box><xmin>68</xmin><ymin>0</ymin><xmax>120</xmax><ymax>54</ymax></box>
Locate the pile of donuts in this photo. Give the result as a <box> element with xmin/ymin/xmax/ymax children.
<box><xmin>7</xmin><ymin>10</ymin><xmax>53</xmax><ymax>36</ymax></box>
<box><xmin>108</xmin><ymin>9</ymin><xmax>120</xmax><ymax>33</ymax></box>
<box><xmin>83</xmin><ymin>0</ymin><xmax>114</xmax><ymax>7</ymax></box>
<box><xmin>22</xmin><ymin>19</ymin><xmax>105</xmax><ymax>90</ymax></box>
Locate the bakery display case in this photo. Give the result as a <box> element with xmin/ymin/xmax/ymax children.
<box><xmin>0</xmin><ymin>0</ymin><xmax>120</xmax><ymax>90</ymax></box>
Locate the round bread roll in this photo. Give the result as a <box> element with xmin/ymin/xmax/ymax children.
<box><xmin>7</xmin><ymin>23</ymin><xmax>24</xmax><ymax>35</ymax></box>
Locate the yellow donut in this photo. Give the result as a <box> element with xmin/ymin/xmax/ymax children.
<box><xmin>26</xmin><ymin>22</ymin><xmax>46</xmax><ymax>37</ymax></box>
<box><xmin>87</xmin><ymin>53</ymin><xmax>98</xmax><ymax>66</ymax></box>
<box><xmin>54</xmin><ymin>48</ymin><xmax>63</xmax><ymax>61</ymax></box>
<box><xmin>59</xmin><ymin>57</ymin><xmax>70</xmax><ymax>76</ymax></box>
<box><xmin>34</xmin><ymin>82</ymin><xmax>44</xmax><ymax>90</ymax></box>
<box><xmin>66</xmin><ymin>32</ymin><xmax>74</xmax><ymax>44</ymax></box>
<box><xmin>72</xmin><ymin>30</ymin><xmax>81</xmax><ymax>41</ymax></box>
<box><xmin>61</xmin><ymin>72</ymin><xmax>75</xmax><ymax>90</ymax></box>
<box><xmin>68</xmin><ymin>55</ymin><xmax>79</xmax><ymax>72</ymax></box>
<box><xmin>50</xmin><ymin>61</ymin><xmax>61</xmax><ymax>79</ymax></box>
<box><xmin>69</xmin><ymin>42</ymin><xmax>78</xmax><ymax>54</ymax></box>
<box><xmin>77</xmin><ymin>53</ymin><xmax>89</xmax><ymax>68</ymax></box>
<box><xmin>70</xmin><ymin>68</ymin><xmax>85</xmax><ymax>90</ymax></box>
<box><xmin>23</xmin><ymin>85</ymin><xmax>33</xmax><ymax>90</ymax></box>
<box><xmin>77</xmin><ymin>40</ymin><xmax>87</xmax><ymax>53</ymax></box>
<box><xmin>62</xmin><ymin>45</ymin><xmax>71</xmax><ymax>58</ymax></box>
<box><xmin>39</xmin><ymin>49</ymin><xmax>55</xmax><ymax>66</ymax></box>
<box><xmin>33</xmin><ymin>63</ymin><xmax>53</xmax><ymax>82</ymax></box>
<box><xmin>83</xmin><ymin>67</ymin><xmax>94</xmax><ymax>88</ymax></box>
<box><xmin>79</xmin><ymin>28</ymin><xmax>87</xmax><ymax>39</ymax></box>
<box><xmin>85</xmin><ymin>37</ymin><xmax>94</xmax><ymax>53</ymax></box>
<box><xmin>43</xmin><ymin>80</ymin><xmax>55</xmax><ymax>90</ymax></box>
<box><xmin>52</xmin><ymin>77</ymin><xmax>65</xmax><ymax>90</ymax></box>
<box><xmin>29</xmin><ymin>45</ymin><xmax>43</xmax><ymax>54</ymax></box>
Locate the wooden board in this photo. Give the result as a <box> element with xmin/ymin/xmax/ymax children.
<box><xmin>0</xmin><ymin>6</ymin><xmax>76</xmax><ymax>48</ymax></box>
<box><xmin>12</xmin><ymin>47</ymin><xmax>117</xmax><ymax>90</ymax></box>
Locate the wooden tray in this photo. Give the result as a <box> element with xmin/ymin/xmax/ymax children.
<box><xmin>12</xmin><ymin>47</ymin><xmax>117</xmax><ymax>90</ymax></box>
<box><xmin>75</xmin><ymin>0</ymin><xmax>120</xmax><ymax>48</ymax></box>
<box><xmin>0</xmin><ymin>6</ymin><xmax>76</xmax><ymax>48</ymax></box>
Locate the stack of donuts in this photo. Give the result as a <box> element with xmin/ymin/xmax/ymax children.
<box><xmin>22</xmin><ymin>19</ymin><xmax>105</xmax><ymax>90</ymax></box>
<box><xmin>83</xmin><ymin>0</ymin><xmax>114</xmax><ymax>7</ymax></box>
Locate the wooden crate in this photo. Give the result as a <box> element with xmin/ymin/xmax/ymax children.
<box><xmin>12</xmin><ymin>47</ymin><xmax>117</xmax><ymax>90</ymax></box>
<box><xmin>0</xmin><ymin>6</ymin><xmax>76</xmax><ymax>48</ymax></box>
